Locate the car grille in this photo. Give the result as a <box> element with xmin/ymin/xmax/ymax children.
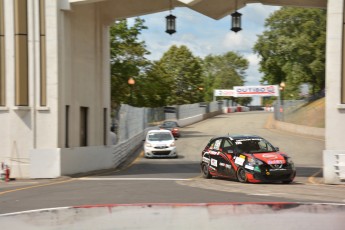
<box><xmin>152</xmin><ymin>151</ymin><xmax>171</xmax><ymax>156</ymax></box>
<box><xmin>270</xmin><ymin>164</ymin><xmax>283</xmax><ymax>169</ymax></box>
<box><xmin>255</xmin><ymin>164</ymin><xmax>294</xmax><ymax>181</ymax></box>
<box><xmin>154</xmin><ymin>146</ymin><xmax>168</xmax><ymax>149</ymax></box>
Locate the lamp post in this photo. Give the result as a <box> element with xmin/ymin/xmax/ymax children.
<box><xmin>128</xmin><ymin>77</ymin><xmax>135</xmax><ymax>105</ymax></box>
<box><xmin>279</xmin><ymin>82</ymin><xmax>286</xmax><ymax>121</ymax></box>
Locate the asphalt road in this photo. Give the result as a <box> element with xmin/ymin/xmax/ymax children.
<box><xmin>0</xmin><ymin>111</ymin><xmax>344</xmax><ymax>215</ymax></box>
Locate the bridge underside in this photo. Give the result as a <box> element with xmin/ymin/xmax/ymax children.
<box><xmin>68</xmin><ymin>0</ymin><xmax>327</xmax><ymax>21</ymax></box>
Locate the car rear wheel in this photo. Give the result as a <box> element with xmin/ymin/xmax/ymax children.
<box><xmin>236</xmin><ymin>167</ymin><xmax>247</xmax><ymax>183</ymax></box>
<box><xmin>201</xmin><ymin>163</ymin><xmax>212</xmax><ymax>179</ymax></box>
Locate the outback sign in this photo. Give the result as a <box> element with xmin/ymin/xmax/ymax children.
<box><xmin>233</xmin><ymin>85</ymin><xmax>279</xmax><ymax>97</ymax></box>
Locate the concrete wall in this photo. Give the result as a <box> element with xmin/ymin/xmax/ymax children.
<box><xmin>31</xmin><ymin>132</ymin><xmax>144</xmax><ymax>178</ymax></box>
<box><xmin>30</xmin><ymin>102</ymin><xmax>224</xmax><ymax>178</ymax></box>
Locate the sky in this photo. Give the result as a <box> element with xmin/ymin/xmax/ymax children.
<box><xmin>129</xmin><ymin>4</ymin><xmax>280</xmax><ymax>104</ymax></box>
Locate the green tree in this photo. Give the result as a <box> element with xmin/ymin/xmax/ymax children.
<box><xmin>110</xmin><ymin>18</ymin><xmax>151</xmax><ymax>108</ymax></box>
<box><xmin>155</xmin><ymin>45</ymin><xmax>204</xmax><ymax>105</ymax></box>
<box><xmin>253</xmin><ymin>7</ymin><xmax>326</xmax><ymax>99</ymax></box>
<box><xmin>135</xmin><ymin>62</ymin><xmax>172</xmax><ymax>107</ymax></box>
<box><xmin>201</xmin><ymin>51</ymin><xmax>249</xmax><ymax>102</ymax></box>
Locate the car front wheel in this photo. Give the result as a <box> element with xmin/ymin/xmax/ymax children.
<box><xmin>236</xmin><ymin>167</ymin><xmax>247</xmax><ymax>183</ymax></box>
<box><xmin>201</xmin><ymin>163</ymin><xmax>212</xmax><ymax>179</ymax></box>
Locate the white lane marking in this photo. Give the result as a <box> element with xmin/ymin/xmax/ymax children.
<box><xmin>79</xmin><ymin>178</ymin><xmax>191</xmax><ymax>181</ymax></box>
<box><xmin>249</xmin><ymin>193</ymin><xmax>287</xmax><ymax>196</ymax></box>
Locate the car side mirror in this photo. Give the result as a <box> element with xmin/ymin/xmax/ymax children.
<box><xmin>275</xmin><ymin>147</ymin><xmax>280</xmax><ymax>151</ymax></box>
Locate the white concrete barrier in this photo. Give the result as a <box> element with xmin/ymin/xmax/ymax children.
<box><xmin>1</xmin><ymin>203</ymin><xmax>344</xmax><ymax>230</ymax></box>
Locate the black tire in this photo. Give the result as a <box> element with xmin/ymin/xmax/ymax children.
<box><xmin>201</xmin><ymin>163</ymin><xmax>212</xmax><ymax>179</ymax></box>
<box><xmin>236</xmin><ymin>167</ymin><xmax>247</xmax><ymax>183</ymax></box>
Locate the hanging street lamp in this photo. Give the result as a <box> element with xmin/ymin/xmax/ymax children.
<box><xmin>166</xmin><ymin>14</ymin><xmax>176</xmax><ymax>35</ymax></box>
<box><xmin>231</xmin><ymin>11</ymin><xmax>242</xmax><ymax>33</ymax></box>
<box><xmin>165</xmin><ymin>0</ymin><xmax>176</xmax><ymax>35</ymax></box>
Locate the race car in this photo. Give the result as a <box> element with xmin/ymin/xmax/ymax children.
<box><xmin>200</xmin><ymin>134</ymin><xmax>296</xmax><ymax>183</ymax></box>
<box><xmin>159</xmin><ymin>121</ymin><xmax>181</xmax><ymax>138</ymax></box>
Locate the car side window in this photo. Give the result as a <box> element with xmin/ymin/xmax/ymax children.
<box><xmin>221</xmin><ymin>139</ymin><xmax>234</xmax><ymax>153</ymax></box>
<box><xmin>258</xmin><ymin>139</ymin><xmax>275</xmax><ymax>152</ymax></box>
<box><xmin>213</xmin><ymin>139</ymin><xmax>222</xmax><ymax>150</ymax></box>
<box><xmin>209</xmin><ymin>139</ymin><xmax>222</xmax><ymax>151</ymax></box>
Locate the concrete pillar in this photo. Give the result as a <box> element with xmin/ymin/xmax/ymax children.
<box><xmin>323</xmin><ymin>0</ymin><xmax>345</xmax><ymax>184</ymax></box>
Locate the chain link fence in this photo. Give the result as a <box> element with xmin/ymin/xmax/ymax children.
<box><xmin>273</xmin><ymin>91</ymin><xmax>326</xmax><ymax>122</ymax></box>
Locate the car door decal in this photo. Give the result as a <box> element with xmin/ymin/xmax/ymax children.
<box><xmin>210</xmin><ymin>158</ymin><xmax>217</xmax><ymax>167</ymax></box>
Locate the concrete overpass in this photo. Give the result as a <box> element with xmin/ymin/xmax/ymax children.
<box><xmin>1</xmin><ymin>0</ymin><xmax>344</xmax><ymax>184</ymax></box>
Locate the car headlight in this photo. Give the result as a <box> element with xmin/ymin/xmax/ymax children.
<box><xmin>170</xmin><ymin>142</ymin><xmax>175</xmax><ymax>147</ymax></box>
<box><xmin>286</xmin><ymin>157</ymin><xmax>295</xmax><ymax>168</ymax></box>
<box><xmin>247</xmin><ymin>157</ymin><xmax>263</xmax><ymax>166</ymax></box>
<box><xmin>145</xmin><ymin>143</ymin><xmax>152</xmax><ymax>147</ymax></box>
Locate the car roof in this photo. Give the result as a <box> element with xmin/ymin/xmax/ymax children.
<box><xmin>211</xmin><ymin>134</ymin><xmax>263</xmax><ymax>141</ymax></box>
<box><xmin>147</xmin><ymin>129</ymin><xmax>172</xmax><ymax>134</ymax></box>
<box><xmin>229</xmin><ymin>134</ymin><xmax>262</xmax><ymax>140</ymax></box>
<box><xmin>162</xmin><ymin>121</ymin><xmax>178</xmax><ymax>124</ymax></box>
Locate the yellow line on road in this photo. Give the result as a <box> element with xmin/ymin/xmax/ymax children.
<box><xmin>0</xmin><ymin>178</ymin><xmax>76</xmax><ymax>196</ymax></box>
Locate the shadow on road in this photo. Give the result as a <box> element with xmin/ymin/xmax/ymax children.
<box><xmin>180</xmin><ymin>130</ymin><xmax>213</xmax><ymax>139</ymax></box>
<box><xmin>296</xmin><ymin>166</ymin><xmax>322</xmax><ymax>177</ymax></box>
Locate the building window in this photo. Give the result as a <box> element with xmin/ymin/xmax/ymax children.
<box><xmin>103</xmin><ymin>108</ymin><xmax>107</xmax><ymax>145</ymax></box>
<box><xmin>0</xmin><ymin>0</ymin><xmax>5</xmax><ymax>106</ymax></box>
<box><xmin>65</xmin><ymin>105</ymin><xmax>69</xmax><ymax>148</ymax></box>
<box><xmin>80</xmin><ymin>107</ymin><xmax>88</xmax><ymax>146</ymax></box>
<box><xmin>342</xmin><ymin>4</ymin><xmax>345</xmax><ymax>104</ymax></box>
<box><xmin>39</xmin><ymin>0</ymin><xmax>46</xmax><ymax>106</ymax></box>
<box><xmin>14</xmin><ymin>0</ymin><xmax>28</xmax><ymax>106</ymax></box>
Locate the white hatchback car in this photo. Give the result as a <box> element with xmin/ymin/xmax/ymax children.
<box><xmin>144</xmin><ymin>130</ymin><xmax>177</xmax><ymax>158</ymax></box>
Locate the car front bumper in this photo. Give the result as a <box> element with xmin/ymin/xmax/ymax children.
<box><xmin>144</xmin><ymin>147</ymin><xmax>177</xmax><ymax>158</ymax></box>
<box><xmin>248</xmin><ymin>168</ymin><xmax>296</xmax><ymax>183</ymax></box>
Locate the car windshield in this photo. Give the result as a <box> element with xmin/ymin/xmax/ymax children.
<box><xmin>148</xmin><ymin>133</ymin><xmax>173</xmax><ymax>141</ymax></box>
<box><xmin>161</xmin><ymin>122</ymin><xmax>177</xmax><ymax>128</ymax></box>
<box><xmin>234</xmin><ymin>138</ymin><xmax>276</xmax><ymax>153</ymax></box>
